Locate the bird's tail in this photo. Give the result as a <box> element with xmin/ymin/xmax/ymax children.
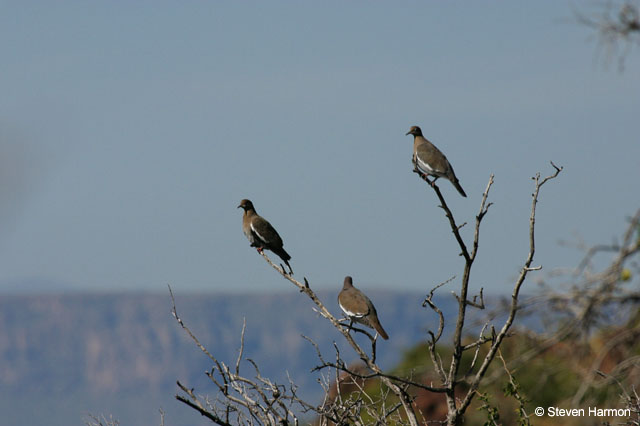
<box><xmin>452</xmin><ymin>179</ymin><xmax>467</xmax><ymax>197</ymax></box>
<box><xmin>279</xmin><ymin>248</ymin><xmax>291</xmax><ymax>262</ymax></box>
<box><xmin>372</xmin><ymin>319</ymin><xmax>389</xmax><ymax>340</ymax></box>
<box><xmin>274</xmin><ymin>248</ymin><xmax>293</xmax><ymax>274</ymax></box>
<box><xmin>284</xmin><ymin>259</ymin><xmax>293</xmax><ymax>275</ymax></box>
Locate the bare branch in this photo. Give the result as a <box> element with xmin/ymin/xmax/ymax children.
<box><xmin>451</xmin><ymin>163</ymin><xmax>562</xmax><ymax>422</ymax></box>
<box><xmin>467</xmin><ymin>287</ymin><xmax>485</xmax><ymax>309</ymax></box>
<box><xmin>422</xmin><ymin>276</ymin><xmax>454</xmax><ymax>345</ymax></box>
<box><xmin>176</xmin><ymin>381</ymin><xmax>233</xmax><ymax>426</ymax></box>
<box><xmin>169</xmin><ymin>284</ymin><xmax>223</xmax><ymax>368</ymax></box>
<box><xmin>466</xmin><ymin>322</ymin><xmax>490</xmax><ymax>376</ymax></box>
<box><xmin>413</xmin><ymin>168</ymin><xmax>471</xmax><ymax>262</ymax></box>
<box><xmin>235</xmin><ymin>319</ymin><xmax>246</xmax><ymax>376</ymax></box>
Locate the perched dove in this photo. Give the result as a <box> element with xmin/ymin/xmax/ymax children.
<box><xmin>338</xmin><ymin>276</ymin><xmax>389</xmax><ymax>340</ymax></box>
<box><xmin>406</xmin><ymin>125</ymin><xmax>466</xmax><ymax>197</ymax></box>
<box><xmin>238</xmin><ymin>199</ymin><xmax>293</xmax><ymax>274</ymax></box>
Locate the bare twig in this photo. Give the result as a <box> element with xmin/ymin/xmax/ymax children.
<box><xmin>422</xmin><ymin>276</ymin><xmax>455</xmax><ymax>345</ymax></box>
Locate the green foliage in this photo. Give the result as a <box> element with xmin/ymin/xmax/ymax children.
<box><xmin>476</xmin><ymin>391</ymin><xmax>500</xmax><ymax>426</ymax></box>
<box><xmin>502</xmin><ymin>372</ymin><xmax>530</xmax><ymax>426</ymax></box>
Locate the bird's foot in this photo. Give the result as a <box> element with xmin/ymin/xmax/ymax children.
<box><xmin>256</xmin><ymin>247</ymin><xmax>264</xmax><ymax>254</ymax></box>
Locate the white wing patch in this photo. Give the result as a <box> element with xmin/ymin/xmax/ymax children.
<box><xmin>250</xmin><ymin>222</ymin><xmax>268</xmax><ymax>244</ymax></box>
<box><xmin>415</xmin><ymin>155</ymin><xmax>436</xmax><ymax>174</ymax></box>
<box><xmin>339</xmin><ymin>301</ymin><xmax>366</xmax><ymax>318</ymax></box>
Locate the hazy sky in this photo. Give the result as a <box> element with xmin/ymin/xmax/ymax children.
<box><xmin>1</xmin><ymin>1</ymin><xmax>638</xmax><ymax>294</ymax></box>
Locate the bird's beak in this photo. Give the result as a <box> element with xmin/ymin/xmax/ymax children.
<box><xmin>405</xmin><ymin>130</ymin><xmax>411</xmax><ymax>136</ymax></box>
<box><xmin>237</xmin><ymin>204</ymin><xmax>242</xmax><ymax>209</ymax></box>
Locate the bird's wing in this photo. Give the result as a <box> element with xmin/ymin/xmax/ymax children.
<box><xmin>250</xmin><ymin>216</ymin><xmax>283</xmax><ymax>247</ymax></box>
<box><xmin>415</xmin><ymin>139</ymin><xmax>450</xmax><ymax>175</ymax></box>
<box><xmin>339</xmin><ymin>290</ymin><xmax>371</xmax><ymax>318</ymax></box>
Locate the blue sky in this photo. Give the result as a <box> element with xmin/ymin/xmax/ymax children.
<box><xmin>1</xmin><ymin>1</ymin><xmax>638</xmax><ymax>293</ymax></box>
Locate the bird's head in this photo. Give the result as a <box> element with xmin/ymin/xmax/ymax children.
<box><xmin>237</xmin><ymin>199</ymin><xmax>255</xmax><ymax>212</ymax></box>
<box><xmin>343</xmin><ymin>276</ymin><xmax>354</xmax><ymax>289</ymax></box>
<box><xmin>405</xmin><ymin>125</ymin><xmax>422</xmax><ymax>137</ymax></box>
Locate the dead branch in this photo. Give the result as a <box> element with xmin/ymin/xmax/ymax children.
<box><xmin>170</xmin><ymin>284</ymin><xmax>317</xmax><ymax>425</ymax></box>
<box><xmin>422</xmin><ymin>276</ymin><xmax>454</xmax><ymax>345</ymax></box>
<box><xmin>441</xmin><ymin>163</ymin><xmax>562</xmax><ymax>424</ymax></box>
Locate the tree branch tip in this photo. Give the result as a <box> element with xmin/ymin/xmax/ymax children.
<box><xmin>549</xmin><ymin>160</ymin><xmax>563</xmax><ymax>172</ymax></box>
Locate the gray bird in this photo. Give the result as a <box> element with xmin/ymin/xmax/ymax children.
<box><xmin>238</xmin><ymin>199</ymin><xmax>293</xmax><ymax>274</ymax></box>
<box><xmin>406</xmin><ymin>125</ymin><xmax>466</xmax><ymax>197</ymax></box>
<box><xmin>338</xmin><ymin>276</ymin><xmax>389</xmax><ymax>340</ymax></box>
